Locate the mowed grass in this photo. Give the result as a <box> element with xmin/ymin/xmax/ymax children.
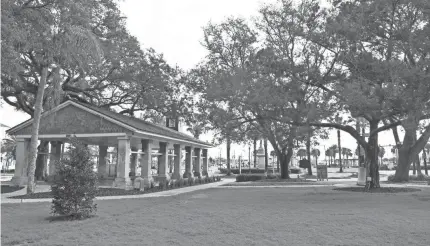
<box><xmin>2</xmin><ymin>186</ymin><xmax>430</xmax><ymax>246</ymax></box>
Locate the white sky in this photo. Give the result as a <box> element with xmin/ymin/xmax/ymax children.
<box><xmin>0</xmin><ymin>0</ymin><xmax>401</xmax><ymax>160</ymax></box>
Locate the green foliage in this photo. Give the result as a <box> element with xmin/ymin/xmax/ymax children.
<box><xmin>51</xmin><ymin>139</ymin><xmax>97</xmax><ymax>220</ymax></box>
<box><xmin>236</xmin><ymin>174</ymin><xmax>265</xmax><ymax>182</ymax></box>
<box><xmin>379</xmin><ymin>165</ymin><xmax>389</xmax><ymax>171</ymax></box>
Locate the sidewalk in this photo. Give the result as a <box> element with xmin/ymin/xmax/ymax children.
<box><xmin>1</xmin><ymin>178</ymin><xmax>235</xmax><ymax>204</ymax></box>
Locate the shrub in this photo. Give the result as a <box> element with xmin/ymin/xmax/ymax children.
<box><xmin>51</xmin><ymin>138</ymin><xmax>97</xmax><ymax>220</ymax></box>
<box><xmin>236</xmin><ymin>174</ymin><xmax>265</xmax><ymax>182</ymax></box>
<box><xmin>388</xmin><ymin>174</ymin><xmax>430</xmax><ymax>182</ymax></box>
<box><xmin>266</xmin><ymin>173</ymin><xmax>279</xmax><ymax>179</ymax></box>
<box><xmin>159</xmin><ymin>180</ymin><xmax>168</xmax><ymax>190</ymax></box>
<box><xmin>379</xmin><ymin>165</ymin><xmax>389</xmax><ymax>170</ymax></box>
<box><xmin>289</xmin><ymin>168</ymin><xmax>301</xmax><ymax>174</ymax></box>
<box><xmin>409</xmin><ymin>174</ymin><xmax>430</xmax><ymax>181</ymax></box>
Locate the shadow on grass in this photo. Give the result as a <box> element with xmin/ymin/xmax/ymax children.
<box><xmin>1</xmin><ymin>185</ymin><xmax>24</xmax><ymax>194</ymax></box>
<box><xmin>9</xmin><ymin>180</ymin><xmax>223</xmax><ymax>199</ymax></box>
<box><xmin>333</xmin><ymin>187</ymin><xmax>421</xmax><ymax>193</ymax></box>
<box><xmin>46</xmin><ymin>214</ymin><xmax>97</xmax><ymax>223</ymax></box>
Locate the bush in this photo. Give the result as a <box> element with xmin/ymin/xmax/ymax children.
<box><xmin>379</xmin><ymin>165</ymin><xmax>389</xmax><ymax>170</ymax></box>
<box><xmin>51</xmin><ymin>138</ymin><xmax>97</xmax><ymax>220</ymax></box>
<box><xmin>159</xmin><ymin>180</ymin><xmax>169</xmax><ymax>190</ymax></box>
<box><xmin>388</xmin><ymin>174</ymin><xmax>430</xmax><ymax>182</ymax></box>
<box><xmin>236</xmin><ymin>174</ymin><xmax>266</xmax><ymax>182</ymax></box>
<box><xmin>289</xmin><ymin>168</ymin><xmax>301</xmax><ymax>174</ymax></box>
<box><xmin>1</xmin><ymin>169</ymin><xmax>15</xmax><ymax>174</ymax></box>
<box><xmin>220</xmin><ymin>168</ymin><xmax>277</xmax><ymax>174</ymax></box>
<box><xmin>266</xmin><ymin>173</ymin><xmax>279</xmax><ymax>179</ymax></box>
<box><xmin>409</xmin><ymin>174</ymin><xmax>430</xmax><ymax>181</ymax></box>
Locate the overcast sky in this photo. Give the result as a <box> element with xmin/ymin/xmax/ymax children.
<box><xmin>0</xmin><ymin>0</ymin><xmax>401</xmax><ymax>160</ymax></box>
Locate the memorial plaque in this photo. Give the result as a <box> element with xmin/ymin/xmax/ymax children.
<box><xmin>317</xmin><ymin>165</ymin><xmax>328</xmax><ymax>181</ymax></box>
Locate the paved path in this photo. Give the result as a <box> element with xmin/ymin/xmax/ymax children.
<box><xmin>1</xmin><ymin>178</ymin><xmax>235</xmax><ymax>204</ymax></box>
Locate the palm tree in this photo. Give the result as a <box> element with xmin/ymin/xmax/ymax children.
<box><xmin>311</xmin><ymin>149</ymin><xmax>320</xmax><ymax>166</ymax></box>
<box><xmin>1</xmin><ymin>136</ymin><xmax>17</xmax><ymax>171</ymax></box>
<box><xmin>325</xmin><ymin>149</ymin><xmax>332</xmax><ymax>166</ymax></box>
<box><xmin>186</xmin><ymin>124</ymin><xmax>204</xmax><ymax>139</ymax></box>
<box><xmin>342</xmin><ymin>148</ymin><xmax>352</xmax><ymax>168</ymax></box>
<box><xmin>378</xmin><ymin>146</ymin><xmax>385</xmax><ymax>166</ymax></box>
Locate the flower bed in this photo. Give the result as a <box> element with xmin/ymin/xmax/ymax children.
<box><xmin>9</xmin><ymin>176</ymin><xmax>222</xmax><ymax>199</ymax></box>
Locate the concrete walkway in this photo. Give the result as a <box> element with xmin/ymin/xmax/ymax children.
<box><xmin>1</xmin><ymin>178</ymin><xmax>235</xmax><ymax>204</ymax></box>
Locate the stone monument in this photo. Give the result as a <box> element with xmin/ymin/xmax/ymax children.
<box><xmin>256</xmin><ymin>140</ymin><xmax>265</xmax><ymax>169</ymax></box>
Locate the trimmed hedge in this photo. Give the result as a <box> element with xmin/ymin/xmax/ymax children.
<box><xmin>236</xmin><ymin>173</ymin><xmax>280</xmax><ymax>182</ymax></box>
<box><xmin>220</xmin><ymin>168</ymin><xmax>301</xmax><ymax>175</ymax></box>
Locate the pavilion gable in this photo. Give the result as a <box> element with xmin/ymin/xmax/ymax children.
<box><xmin>11</xmin><ymin>104</ymin><xmax>132</xmax><ymax>136</ymax></box>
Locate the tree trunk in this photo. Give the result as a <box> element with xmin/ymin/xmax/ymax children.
<box><xmin>27</xmin><ymin>66</ymin><xmax>48</xmax><ymax>194</ymax></box>
<box><xmin>365</xmin><ymin>120</ymin><xmax>380</xmax><ymax>190</ymax></box>
<box><xmin>35</xmin><ymin>141</ymin><xmax>49</xmax><ymax>180</ymax></box>
<box><xmin>264</xmin><ymin>138</ymin><xmax>268</xmax><ymax>173</ymax></box>
<box><xmin>277</xmin><ymin>155</ymin><xmax>280</xmax><ymax>173</ymax></box>
<box><xmin>392</xmin><ymin>117</ymin><xmax>430</xmax><ymax>181</ymax></box>
<box><xmin>414</xmin><ymin>132</ymin><xmax>422</xmax><ymax>175</ymax></box>
<box><xmin>226</xmin><ymin>136</ymin><xmax>231</xmax><ymax>173</ymax></box>
<box><xmin>278</xmin><ymin>147</ymin><xmax>292</xmax><ymax>179</ymax></box>
<box><xmin>423</xmin><ymin>150</ymin><xmax>428</xmax><ymax>175</ymax></box>
<box><xmin>253</xmin><ymin>138</ymin><xmax>257</xmax><ymax>168</ymax></box>
<box><xmin>306</xmin><ymin>132</ymin><xmax>312</xmax><ymax>175</ymax></box>
<box><xmin>337</xmin><ymin>130</ymin><xmax>342</xmax><ymax>173</ymax></box>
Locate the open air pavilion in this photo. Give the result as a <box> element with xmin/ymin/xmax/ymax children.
<box><xmin>6</xmin><ymin>100</ymin><xmax>213</xmax><ymax>189</ymax></box>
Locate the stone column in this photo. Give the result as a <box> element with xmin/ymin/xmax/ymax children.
<box><xmin>158</xmin><ymin>142</ymin><xmax>171</xmax><ymax>182</ymax></box>
<box><xmin>11</xmin><ymin>138</ymin><xmax>30</xmax><ymax>186</ymax></box>
<box><xmin>183</xmin><ymin>146</ymin><xmax>194</xmax><ymax>178</ymax></box>
<box><xmin>114</xmin><ymin>137</ymin><xmax>132</xmax><ymax>190</ymax></box>
<box><xmin>202</xmin><ymin>149</ymin><xmax>209</xmax><ymax>177</ymax></box>
<box><xmin>194</xmin><ymin>148</ymin><xmax>202</xmax><ymax>177</ymax></box>
<box><xmin>172</xmin><ymin>144</ymin><xmax>183</xmax><ymax>179</ymax></box>
<box><xmin>49</xmin><ymin>141</ymin><xmax>62</xmax><ymax>177</ymax></box>
<box><xmin>140</xmin><ymin>139</ymin><xmax>154</xmax><ymax>188</ymax></box>
<box><xmin>98</xmin><ymin>145</ymin><xmax>108</xmax><ymax>179</ymax></box>
<box><xmin>130</xmin><ymin>147</ymin><xmax>138</xmax><ymax>176</ymax></box>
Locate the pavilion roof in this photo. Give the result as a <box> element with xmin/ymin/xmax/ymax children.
<box><xmin>7</xmin><ymin>100</ymin><xmax>213</xmax><ymax>148</ymax></box>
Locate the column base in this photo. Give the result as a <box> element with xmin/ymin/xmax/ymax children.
<box><xmin>113</xmin><ymin>177</ymin><xmax>133</xmax><ymax>190</ymax></box>
<box><xmin>202</xmin><ymin>170</ymin><xmax>209</xmax><ymax>177</ymax></box>
<box><xmin>11</xmin><ymin>176</ymin><xmax>27</xmax><ymax>186</ymax></box>
<box><xmin>193</xmin><ymin>171</ymin><xmax>202</xmax><ymax>178</ymax></box>
<box><xmin>183</xmin><ymin>171</ymin><xmax>194</xmax><ymax>179</ymax></box>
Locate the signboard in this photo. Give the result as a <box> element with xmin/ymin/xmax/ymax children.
<box><xmin>317</xmin><ymin>165</ymin><xmax>328</xmax><ymax>181</ymax></box>
<box><xmin>299</xmin><ymin>159</ymin><xmax>311</xmax><ymax>169</ymax></box>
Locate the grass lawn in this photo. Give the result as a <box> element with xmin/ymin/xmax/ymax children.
<box><xmin>2</xmin><ymin>186</ymin><xmax>430</xmax><ymax>246</ymax></box>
